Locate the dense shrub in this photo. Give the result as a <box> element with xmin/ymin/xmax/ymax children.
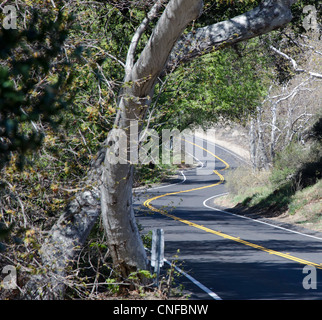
<box><xmin>270</xmin><ymin>117</ymin><xmax>322</xmax><ymax>190</ymax></box>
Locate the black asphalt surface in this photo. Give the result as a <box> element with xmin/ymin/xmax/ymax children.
<box><xmin>134</xmin><ymin>135</ymin><xmax>322</xmax><ymax>300</ymax></box>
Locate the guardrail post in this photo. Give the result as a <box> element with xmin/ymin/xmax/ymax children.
<box><xmin>151</xmin><ymin>228</ymin><xmax>164</xmax><ymax>287</ymax></box>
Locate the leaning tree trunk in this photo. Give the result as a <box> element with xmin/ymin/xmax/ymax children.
<box><xmin>100</xmin><ymin>159</ymin><xmax>147</xmax><ymax>277</ymax></box>
<box><xmin>99</xmin><ymin>0</ymin><xmax>204</xmax><ymax>277</ymax></box>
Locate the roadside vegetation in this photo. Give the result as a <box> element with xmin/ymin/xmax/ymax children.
<box><xmin>217</xmin><ymin>31</ymin><xmax>322</xmax><ymax>233</ymax></box>
<box><xmin>223</xmin><ymin>169</ymin><xmax>322</xmax><ymax>231</ymax></box>
<box><xmin>222</xmin><ymin>115</ymin><xmax>322</xmax><ymax>231</ymax></box>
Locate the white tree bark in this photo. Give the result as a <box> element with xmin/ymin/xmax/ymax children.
<box><xmin>249</xmin><ymin>117</ymin><xmax>257</xmax><ymax>170</ymax></box>
<box><xmin>256</xmin><ymin>104</ymin><xmax>269</xmax><ymax>169</ymax></box>
<box><xmin>165</xmin><ymin>0</ymin><xmax>296</xmax><ymax>73</ymax></box>
<box><xmin>100</xmin><ymin>0</ymin><xmax>204</xmax><ymax>277</ymax></box>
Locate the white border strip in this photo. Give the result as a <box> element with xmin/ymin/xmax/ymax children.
<box><xmin>200</xmin><ymin>136</ymin><xmax>322</xmax><ymax>241</ymax></box>
<box><xmin>140</xmin><ymin>135</ymin><xmax>322</xmax><ymax>301</ymax></box>
<box><xmin>142</xmin><ymin>163</ymin><xmax>223</xmax><ymax>300</ymax></box>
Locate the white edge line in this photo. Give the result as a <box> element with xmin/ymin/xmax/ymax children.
<box><xmin>138</xmin><ymin>151</ymin><xmax>204</xmax><ymax>192</ymax></box>
<box><xmin>149</xmin><ymin>170</ymin><xmax>186</xmax><ymax>190</ymax></box>
<box><xmin>134</xmin><ymin>171</ymin><xmax>186</xmax><ymax>195</ymax></box>
<box><xmin>142</xmin><ymin>169</ymin><xmax>223</xmax><ymax>300</ymax></box>
<box><xmin>163</xmin><ymin>258</ymin><xmax>222</xmax><ymax>300</ymax></box>
<box><xmin>203</xmin><ymin>194</ymin><xmax>322</xmax><ymax>242</ymax></box>
<box><xmin>200</xmin><ymin>137</ymin><xmax>322</xmax><ymax>241</ymax></box>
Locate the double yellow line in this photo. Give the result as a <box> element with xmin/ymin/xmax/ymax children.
<box><xmin>143</xmin><ymin>139</ymin><xmax>322</xmax><ymax>270</ymax></box>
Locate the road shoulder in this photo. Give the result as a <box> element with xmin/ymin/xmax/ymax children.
<box><xmin>211</xmin><ymin>197</ymin><xmax>322</xmax><ymax>241</ymax></box>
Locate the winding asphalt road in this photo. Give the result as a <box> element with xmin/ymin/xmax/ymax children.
<box><xmin>134</xmin><ymin>135</ymin><xmax>322</xmax><ymax>300</ymax></box>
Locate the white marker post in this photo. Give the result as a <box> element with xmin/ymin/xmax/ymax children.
<box><xmin>151</xmin><ymin>229</ymin><xmax>164</xmax><ymax>287</ymax></box>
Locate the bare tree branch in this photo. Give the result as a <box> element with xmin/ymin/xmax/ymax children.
<box><xmin>269</xmin><ymin>45</ymin><xmax>304</xmax><ymax>72</ymax></box>
<box><xmin>270</xmin><ymin>45</ymin><xmax>322</xmax><ymax>78</ymax></box>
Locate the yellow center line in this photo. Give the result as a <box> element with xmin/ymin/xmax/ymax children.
<box><xmin>143</xmin><ymin>140</ymin><xmax>322</xmax><ymax>270</ymax></box>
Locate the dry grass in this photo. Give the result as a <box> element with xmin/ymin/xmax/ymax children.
<box><xmin>216</xmin><ymin>166</ymin><xmax>322</xmax><ymax>232</ymax></box>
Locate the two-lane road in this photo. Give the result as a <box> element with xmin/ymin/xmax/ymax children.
<box><xmin>134</xmin><ymin>136</ymin><xmax>322</xmax><ymax>299</ymax></box>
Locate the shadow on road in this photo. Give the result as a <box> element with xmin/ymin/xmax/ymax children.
<box><xmin>163</xmin><ymin>240</ymin><xmax>322</xmax><ymax>300</ymax></box>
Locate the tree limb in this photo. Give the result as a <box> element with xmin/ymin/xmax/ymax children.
<box><xmin>165</xmin><ymin>0</ymin><xmax>296</xmax><ymax>73</ymax></box>
<box><xmin>269</xmin><ymin>45</ymin><xmax>304</xmax><ymax>72</ymax></box>
<box><xmin>125</xmin><ymin>0</ymin><xmax>167</xmax><ymax>75</ymax></box>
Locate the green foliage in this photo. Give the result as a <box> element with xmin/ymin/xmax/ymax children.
<box><xmin>141</xmin><ymin>230</ymin><xmax>153</xmax><ymax>249</ymax></box>
<box><xmin>104</xmin><ymin>269</ymin><xmax>154</xmax><ymax>296</ymax></box>
<box><xmin>134</xmin><ymin>163</ymin><xmax>177</xmax><ymax>187</ymax></box>
<box><xmin>128</xmin><ymin>269</ymin><xmax>154</xmax><ymax>281</ymax></box>
<box><xmin>153</xmin><ymin>39</ymin><xmax>268</xmax><ymax>131</ymax></box>
<box><xmin>161</xmin><ymin>249</ymin><xmax>187</xmax><ymax>298</ymax></box>
<box><xmin>105</xmin><ymin>278</ymin><xmax>120</xmax><ymax>294</ymax></box>
<box><xmin>287</xmin><ymin>179</ymin><xmax>322</xmax><ymax>220</ymax></box>
<box><xmin>269</xmin><ymin>112</ymin><xmax>322</xmax><ymax>190</ymax></box>
<box><xmin>60</xmin><ymin>1</ymin><xmax>157</xmax><ymax>152</ymax></box>
<box><xmin>0</xmin><ymin>4</ymin><xmax>76</xmax><ymax>170</ymax></box>
<box><xmin>270</xmin><ymin>143</ymin><xmax>304</xmax><ymax>187</ymax></box>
